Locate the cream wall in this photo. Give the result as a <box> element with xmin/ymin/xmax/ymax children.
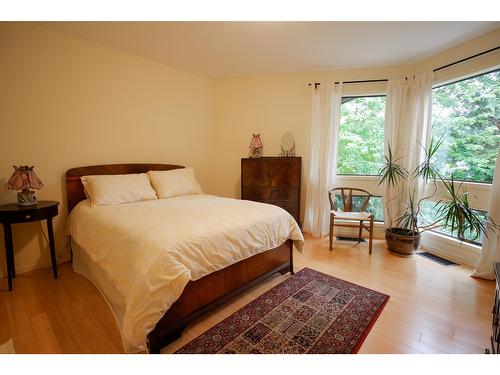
<box><xmin>0</xmin><ymin>23</ymin><xmax>215</xmax><ymax>277</ymax></box>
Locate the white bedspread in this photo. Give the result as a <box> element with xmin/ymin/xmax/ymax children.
<box><xmin>67</xmin><ymin>194</ymin><xmax>304</xmax><ymax>352</ymax></box>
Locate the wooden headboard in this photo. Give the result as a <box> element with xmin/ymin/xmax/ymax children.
<box><xmin>65</xmin><ymin>163</ymin><xmax>185</xmax><ymax>213</ymax></box>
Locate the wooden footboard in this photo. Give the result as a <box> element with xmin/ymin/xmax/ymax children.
<box><xmin>147</xmin><ymin>240</ymin><xmax>293</xmax><ymax>353</ymax></box>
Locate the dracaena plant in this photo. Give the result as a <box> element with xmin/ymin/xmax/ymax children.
<box><xmin>377</xmin><ymin>138</ymin><xmax>498</xmax><ymax>241</ymax></box>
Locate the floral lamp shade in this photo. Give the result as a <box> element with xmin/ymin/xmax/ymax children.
<box><xmin>249</xmin><ymin>133</ymin><xmax>263</xmax><ymax>158</ymax></box>
<box><xmin>5</xmin><ymin>166</ymin><xmax>44</xmax><ymax>206</ymax></box>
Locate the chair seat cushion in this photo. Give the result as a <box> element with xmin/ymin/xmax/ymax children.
<box><xmin>332</xmin><ymin>210</ymin><xmax>372</xmax><ymax>220</ymax></box>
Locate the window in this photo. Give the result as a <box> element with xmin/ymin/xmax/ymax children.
<box><xmin>431</xmin><ymin>70</ymin><xmax>500</xmax><ymax>183</ymax></box>
<box><xmin>337</xmin><ymin>96</ymin><xmax>386</xmax><ymax>176</ymax></box>
<box><xmin>424</xmin><ymin>69</ymin><xmax>499</xmax><ymax>246</ymax></box>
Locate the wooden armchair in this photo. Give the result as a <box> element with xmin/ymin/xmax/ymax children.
<box><xmin>328</xmin><ymin>187</ymin><xmax>374</xmax><ymax>254</ymax></box>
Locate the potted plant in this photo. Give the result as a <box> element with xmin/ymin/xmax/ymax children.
<box><xmin>378</xmin><ymin>138</ymin><xmax>498</xmax><ymax>256</ymax></box>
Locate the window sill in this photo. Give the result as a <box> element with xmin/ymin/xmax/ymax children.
<box><xmin>336</xmin><ymin>175</ymin><xmax>380</xmax><ymax>181</ymax></box>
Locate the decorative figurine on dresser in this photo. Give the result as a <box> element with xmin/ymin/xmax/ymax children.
<box><xmin>241</xmin><ymin>156</ymin><xmax>301</xmax><ymax>226</ymax></box>
<box><xmin>279</xmin><ymin>132</ymin><xmax>296</xmax><ymax>157</ymax></box>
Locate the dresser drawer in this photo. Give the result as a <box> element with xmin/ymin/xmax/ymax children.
<box><xmin>269</xmin><ymin>188</ymin><xmax>299</xmax><ymax>201</ymax></box>
<box><xmin>241</xmin><ymin>186</ymin><xmax>268</xmax><ymax>200</ymax></box>
<box><xmin>269</xmin><ymin>159</ymin><xmax>300</xmax><ymax>187</ymax></box>
<box><xmin>0</xmin><ymin>205</ymin><xmax>58</xmax><ymax>223</ymax></box>
<box><xmin>242</xmin><ymin>187</ymin><xmax>299</xmax><ymax>202</ymax></box>
<box><xmin>241</xmin><ymin>159</ymin><xmax>270</xmax><ymax>187</ymax></box>
<box><xmin>264</xmin><ymin>200</ymin><xmax>299</xmax><ymax>223</ymax></box>
<box><xmin>241</xmin><ymin>157</ymin><xmax>301</xmax><ymax>226</ymax></box>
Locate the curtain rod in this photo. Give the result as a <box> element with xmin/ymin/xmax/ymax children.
<box><xmin>308</xmin><ymin>79</ymin><xmax>388</xmax><ymax>88</ymax></box>
<box><xmin>308</xmin><ymin>46</ymin><xmax>500</xmax><ymax>88</ymax></box>
<box><xmin>433</xmin><ymin>45</ymin><xmax>500</xmax><ymax>73</ymax></box>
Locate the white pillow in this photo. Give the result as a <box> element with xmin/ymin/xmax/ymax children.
<box><xmin>81</xmin><ymin>173</ymin><xmax>157</xmax><ymax>206</ymax></box>
<box><xmin>148</xmin><ymin>168</ymin><xmax>203</xmax><ymax>199</ymax></box>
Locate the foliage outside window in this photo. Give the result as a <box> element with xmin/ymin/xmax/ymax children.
<box><xmin>431</xmin><ymin>70</ymin><xmax>500</xmax><ymax>183</ymax></box>
<box><xmin>420</xmin><ymin>200</ymin><xmax>487</xmax><ymax>245</ymax></box>
<box><xmin>337</xmin><ymin>96</ymin><xmax>386</xmax><ymax>175</ymax></box>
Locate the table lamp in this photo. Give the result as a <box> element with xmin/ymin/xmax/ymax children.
<box><xmin>249</xmin><ymin>133</ymin><xmax>263</xmax><ymax>158</ymax></box>
<box><xmin>5</xmin><ymin>166</ymin><xmax>44</xmax><ymax>206</ymax></box>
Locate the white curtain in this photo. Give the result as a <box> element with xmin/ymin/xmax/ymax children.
<box><xmin>383</xmin><ymin>73</ymin><xmax>433</xmax><ymax>228</ymax></box>
<box><xmin>472</xmin><ymin>147</ymin><xmax>500</xmax><ymax>280</ymax></box>
<box><xmin>303</xmin><ymin>82</ymin><xmax>343</xmax><ymax>238</ymax></box>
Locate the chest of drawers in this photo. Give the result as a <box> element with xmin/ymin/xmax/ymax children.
<box><xmin>241</xmin><ymin>157</ymin><xmax>301</xmax><ymax>225</ymax></box>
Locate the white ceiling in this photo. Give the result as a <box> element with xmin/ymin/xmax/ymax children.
<box><xmin>43</xmin><ymin>22</ymin><xmax>499</xmax><ymax>78</ymax></box>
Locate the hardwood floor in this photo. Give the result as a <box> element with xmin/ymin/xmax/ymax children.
<box><xmin>0</xmin><ymin>234</ymin><xmax>495</xmax><ymax>354</ymax></box>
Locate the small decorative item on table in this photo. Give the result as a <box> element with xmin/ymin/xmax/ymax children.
<box><xmin>5</xmin><ymin>166</ymin><xmax>44</xmax><ymax>206</ymax></box>
<box><xmin>249</xmin><ymin>133</ymin><xmax>263</xmax><ymax>158</ymax></box>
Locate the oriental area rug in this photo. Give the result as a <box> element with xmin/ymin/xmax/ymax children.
<box><xmin>176</xmin><ymin>268</ymin><xmax>389</xmax><ymax>354</ymax></box>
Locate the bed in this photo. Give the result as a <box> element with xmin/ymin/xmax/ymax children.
<box><xmin>65</xmin><ymin>163</ymin><xmax>303</xmax><ymax>353</ymax></box>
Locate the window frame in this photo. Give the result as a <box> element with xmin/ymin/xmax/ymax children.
<box><xmin>433</xmin><ymin>67</ymin><xmax>500</xmax><ymax>90</ymax></box>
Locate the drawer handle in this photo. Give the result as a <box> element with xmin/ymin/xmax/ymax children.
<box><xmin>25</xmin><ymin>214</ymin><xmax>31</xmax><ymax>219</ymax></box>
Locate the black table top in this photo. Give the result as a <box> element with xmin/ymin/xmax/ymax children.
<box><xmin>0</xmin><ymin>200</ymin><xmax>59</xmax><ymax>212</ymax></box>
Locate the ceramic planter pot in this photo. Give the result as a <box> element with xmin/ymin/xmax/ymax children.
<box><xmin>385</xmin><ymin>228</ymin><xmax>420</xmax><ymax>257</ymax></box>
